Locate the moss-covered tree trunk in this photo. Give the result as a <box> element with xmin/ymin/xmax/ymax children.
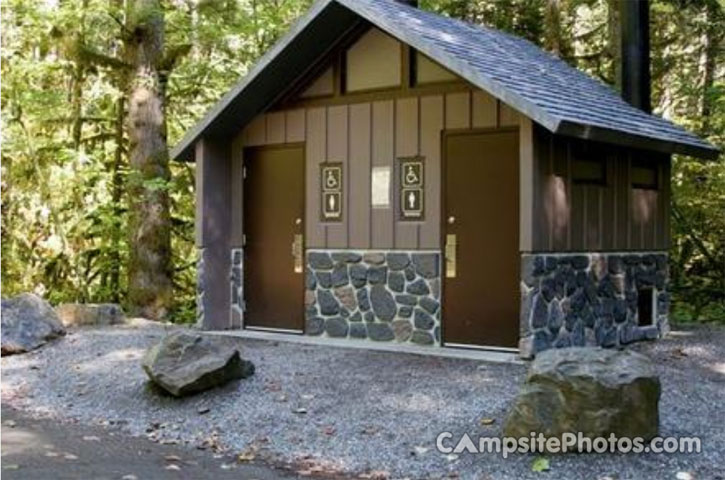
<box><xmin>124</xmin><ymin>0</ymin><xmax>173</xmax><ymax>319</ymax></box>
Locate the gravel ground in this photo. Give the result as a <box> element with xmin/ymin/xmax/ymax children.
<box><xmin>2</xmin><ymin>322</ymin><xmax>724</xmax><ymax>479</ymax></box>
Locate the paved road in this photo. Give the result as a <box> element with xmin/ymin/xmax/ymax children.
<box><xmin>1</xmin><ymin>405</ymin><xmax>299</xmax><ymax>480</ymax></box>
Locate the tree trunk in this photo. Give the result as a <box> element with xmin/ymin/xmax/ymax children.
<box><xmin>124</xmin><ymin>0</ymin><xmax>173</xmax><ymax>319</ymax></box>
<box><xmin>699</xmin><ymin>0</ymin><xmax>721</xmax><ymax>133</ymax></box>
<box><xmin>544</xmin><ymin>0</ymin><xmax>563</xmax><ymax>56</ymax></box>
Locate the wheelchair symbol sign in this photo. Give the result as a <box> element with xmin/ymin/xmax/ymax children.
<box><xmin>402</xmin><ymin>161</ymin><xmax>423</xmax><ymax>188</ymax></box>
<box><xmin>322</xmin><ymin>165</ymin><xmax>341</xmax><ymax>192</ymax></box>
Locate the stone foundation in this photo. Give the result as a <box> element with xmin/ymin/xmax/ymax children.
<box><xmin>305</xmin><ymin>250</ymin><xmax>442</xmax><ymax>345</ymax></box>
<box><xmin>230</xmin><ymin>248</ymin><xmax>244</xmax><ymax>328</ymax></box>
<box><xmin>196</xmin><ymin>248</ymin><xmax>205</xmax><ymax>328</ymax></box>
<box><xmin>519</xmin><ymin>252</ymin><xmax>669</xmax><ymax>358</ymax></box>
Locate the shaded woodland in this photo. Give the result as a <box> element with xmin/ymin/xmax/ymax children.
<box><xmin>1</xmin><ymin>0</ymin><xmax>723</xmax><ymax>323</ymax></box>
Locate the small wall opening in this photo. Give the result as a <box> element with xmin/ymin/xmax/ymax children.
<box><xmin>637</xmin><ymin>287</ymin><xmax>655</xmax><ymax>326</ymax></box>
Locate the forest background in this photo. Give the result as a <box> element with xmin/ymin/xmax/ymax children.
<box><xmin>2</xmin><ymin>0</ymin><xmax>723</xmax><ymax>323</ymax></box>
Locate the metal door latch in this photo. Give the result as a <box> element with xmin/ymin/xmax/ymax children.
<box><xmin>445</xmin><ymin>234</ymin><xmax>457</xmax><ymax>278</ymax></box>
<box><xmin>292</xmin><ymin>234</ymin><xmax>304</xmax><ymax>273</ymax></box>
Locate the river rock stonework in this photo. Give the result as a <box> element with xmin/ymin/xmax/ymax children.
<box><xmin>230</xmin><ymin>248</ymin><xmax>244</xmax><ymax>328</ymax></box>
<box><xmin>196</xmin><ymin>248</ymin><xmax>205</xmax><ymax>328</ymax></box>
<box><xmin>519</xmin><ymin>252</ymin><xmax>669</xmax><ymax>358</ymax></box>
<box><xmin>306</xmin><ymin>250</ymin><xmax>442</xmax><ymax>345</ymax></box>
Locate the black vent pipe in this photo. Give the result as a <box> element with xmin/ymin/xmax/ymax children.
<box><xmin>620</xmin><ymin>0</ymin><xmax>651</xmax><ymax>113</ymax></box>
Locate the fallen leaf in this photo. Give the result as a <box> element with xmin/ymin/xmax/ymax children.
<box><xmin>412</xmin><ymin>446</ymin><xmax>429</xmax><ymax>456</ymax></box>
<box><xmin>165</xmin><ymin>464</ymin><xmax>181</xmax><ymax>471</ymax></box>
<box><xmin>292</xmin><ymin>407</ymin><xmax>307</xmax><ymax>414</ymax></box>
<box><xmin>63</xmin><ymin>453</ymin><xmax>78</xmax><ymax>460</ymax></box>
<box><xmin>676</xmin><ymin>472</ymin><xmax>695</xmax><ymax>480</ymax></box>
<box><xmin>301</xmin><ymin>394</ymin><xmax>315</xmax><ymax>400</ymax></box>
<box><xmin>164</xmin><ymin>455</ymin><xmax>182</xmax><ymax>462</ymax></box>
<box><xmin>4</xmin><ymin>420</ymin><xmax>17</xmax><ymax>428</ymax></box>
<box><xmin>45</xmin><ymin>451</ymin><xmax>59</xmax><ymax>458</ymax></box>
<box><xmin>121</xmin><ymin>475</ymin><xmax>138</xmax><ymax>480</ymax></box>
<box><xmin>2</xmin><ymin>464</ymin><xmax>20</xmax><ymax>470</ymax></box>
<box><xmin>237</xmin><ymin>449</ymin><xmax>257</xmax><ymax>462</ymax></box>
<box><xmin>531</xmin><ymin>456</ymin><xmax>550</xmax><ymax>472</ymax></box>
<box><xmin>480</xmin><ymin>418</ymin><xmax>495</xmax><ymax>426</ymax></box>
<box><xmin>445</xmin><ymin>454</ymin><xmax>459</xmax><ymax>462</ymax></box>
<box><xmin>82</xmin><ymin>435</ymin><xmax>100</xmax><ymax>442</ymax></box>
<box><xmin>197</xmin><ymin>407</ymin><xmax>210</xmax><ymax>415</ymax></box>
<box><xmin>220</xmin><ymin>463</ymin><xmax>235</xmax><ymax>470</ymax></box>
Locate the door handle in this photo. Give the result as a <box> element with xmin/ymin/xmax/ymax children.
<box><xmin>445</xmin><ymin>234</ymin><xmax>457</xmax><ymax>278</ymax></box>
<box><xmin>292</xmin><ymin>234</ymin><xmax>304</xmax><ymax>273</ymax></box>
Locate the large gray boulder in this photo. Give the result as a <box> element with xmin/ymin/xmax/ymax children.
<box><xmin>1</xmin><ymin>293</ymin><xmax>66</xmax><ymax>355</ymax></box>
<box><xmin>56</xmin><ymin>303</ymin><xmax>125</xmax><ymax>327</ymax></box>
<box><xmin>503</xmin><ymin>347</ymin><xmax>660</xmax><ymax>443</ymax></box>
<box><xmin>142</xmin><ymin>331</ymin><xmax>254</xmax><ymax>397</ymax></box>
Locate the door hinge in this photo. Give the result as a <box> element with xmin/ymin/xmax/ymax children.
<box><xmin>243</xmin><ymin>166</ymin><xmax>247</xmax><ymax>179</ymax></box>
<box><xmin>242</xmin><ymin>234</ymin><xmax>247</xmax><ymax>246</ymax></box>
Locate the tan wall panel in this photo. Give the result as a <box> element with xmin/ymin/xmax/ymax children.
<box><xmin>500</xmin><ymin>102</ymin><xmax>520</xmax><ymax>127</ymax></box>
<box><xmin>346</xmin><ymin>29</ymin><xmax>402</xmax><ymax>92</ymax></box>
<box><xmin>266</xmin><ymin>112</ymin><xmax>286</xmax><ymax>144</ymax></box>
<box><xmin>415</xmin><ymin>52</ymin><xmax>457</xmax><ymax>84</ymax></box>
<box><xmin>472</xmin><ymin>90</ymin><xmax>497</xmax><ymax>128</ymax></box>
<box><xmin>371</xmin><ymin>100</ymin><xmax>395</xmax><ymax>248</ymax></box>
<box><xmin>395</xmin><ymin>97</ymin><xmax>420</xmax><ymax>249</ymax></box>
<box><xmin>326</xmin><ymin>105</ymin><xmax>349</xmax><ymax>248</ymax></box>
<box><xmin>445</xmin><ymin>92</ymin><xmax>470</xmax><ymax>130</ymax></box>
<box><xmin>286</xmin><ymin>109</ymin><xmax>306</xmax><ymax>143</ymax></box>
<box><xmin>519</xmin><ymin>117</ymin><xmax>533</xmax><ymax>252</ymax></box>
<box><xmin>245</xmin><ymin>115</ymin><xmax>266</xmax><ymax>146</ymax></box>
<box><xmin>306</xmin><ymin>107</ymin><xmax>327</xmax><ymax>247</ymax></box>
<box><xmin>349</xmin><ymin>102</ymin><xmax>372</xmax><ymax>248</ymax></box>
<box><xmin>300</xmin><ymin>67</ymin><xmax>334</xmax><ymax>98</ymax></box>
<box><xmin>419</xmin><ymin>95</ymin><xmax>444</xmax><ymax>248</ymax></box>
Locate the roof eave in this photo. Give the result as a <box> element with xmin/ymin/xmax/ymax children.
<box><xmin>556</xmin><ymin>120</ymin><xmax>720</xmax><ymax>160</ymax></box>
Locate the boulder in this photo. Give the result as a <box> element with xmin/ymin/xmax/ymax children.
<box><xmin>142</xmin><ymin>332</ymin><xmax>254</xmax><ymax>397</ymax></box>
<box><xmin>503</xmin><ymin>347</ymin><xmax>660</xmax><ymax>443</ymax></box>
<box><xmin>1</xmin><ymin>293</ymin><xmax>66</xmax><ymax>355</ymax></box>
<box><xmin>56</xmin><ymin>303</ymin><xmax>125</xmax><ymax>327</ymax></box>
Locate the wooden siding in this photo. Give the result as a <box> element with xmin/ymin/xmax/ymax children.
<box><xmin>241</xmin><ymin>89</ymin><xmax>520</xmax><ymax>249</ymax></box>
<box><xmin>532</xmin><ymin>124</ymin><xmax>671</xmax><ymax>252</ymax></box>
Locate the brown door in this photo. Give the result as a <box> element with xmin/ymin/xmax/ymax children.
<box><xmin>443</xmin><ymin>130</ymin><xmax>519</xmax><ymax>349</ymax></box>
<box><xmin>243</xmin><ymin>145</ymin><xmax>305</xmax><ymax>332</ymax></box>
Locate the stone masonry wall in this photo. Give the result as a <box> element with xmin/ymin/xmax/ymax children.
<box><xmin>519</xmin><ymin>252</ymin><xmax>669</xmax><ymax>358</ymax></box>
<box><xmin>196</xmin><ymin>248</ymin><xmax>205</xmax><ymax>328</ymax></box>
<box><xmin>305</xmin><ymin>250</ymin><xmax>442</xmax><ymax>345</ymax></box>
<box><xmin>230</xmin><ymin>248</ymin><xmax>244</xmax><ymax>328</ymax></box>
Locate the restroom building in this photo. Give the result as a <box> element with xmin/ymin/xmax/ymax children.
<box><xmin>171</xmin><ymin>0</ymin><xmax>717</xmax><ymax>357</ymax></box>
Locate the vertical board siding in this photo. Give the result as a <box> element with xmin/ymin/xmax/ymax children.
<box><xmin>394</xmin><ymin>97</ymin><xmax>420</xmax><ymax>249</ymax></box>
<box><xmin>326</xmin><ymin>105</ymin><xmax>349</xmax><ymax>247</ymax></box>
<box><xmin>532</xmin><ymin>125</ymin><xmax>671</xmax><ymax>252</ymax></box>
<box><xmin>349</xmin><ymin>103</ymin><xmax>372</xmax><ymax>248</ymax></box>
<box><xmin>371</xmin><ymin>100</ymin><xmax>395</xmax><ymax>248</ymax></box>
<box><xmin>419</xmin><ymin>95</ymin><xmax>444</xmax><ymax>248</ymax></box>
<box><xmin>306</xmin><ymin>108</ymin><xmax>326</xmax><ymax>247</ymax></box>
<box><xmin>472</xmin><ymin>90</ymin><xmax>497</xmax><ymax>128</ymax></box>
<box><xmin>519</xmin><ymin>117</ymin><xmax>534</xmax><ymax>252</ymax></box>
<box><xmin>245</xmin><ymin>115</ymin><xmax>266</xmax><ymax>146</ymax></box>
<box><xmin>266</xmin><ymin>112</ymin><xmax>286</xmax><ymax>144</ymax></box>
<box><xmin>286</xmin><ymin>109</ymin><xmax>306</xmax><ymax>143</ymax></box>
<box><xmin>445</xmin><ymin>92</ymin><xmax>471</xmax><ymax>130</ymax></box>
<box><xmin>240</xmin><ymin>89</ymin><xmax>500</xmax><ymax>251</ymax></box>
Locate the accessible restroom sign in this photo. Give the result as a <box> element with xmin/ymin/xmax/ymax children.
<box><xmin>321</xmin><ymin>162</ymin><xmax>343</xmax><ymax>221</ymax></box>
<box><xmin>400</xmin><ymin>156</ymin><xmax>424</xmax><ymax>220</ymax></box>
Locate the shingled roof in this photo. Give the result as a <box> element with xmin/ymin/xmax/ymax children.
<box><xmin>171</xmin><ymin>0</ymin><xmax>718</xmax><ymax>161</ymax></box>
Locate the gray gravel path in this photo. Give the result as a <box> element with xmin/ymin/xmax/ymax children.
<box><xmin>2</xmin><ymin>322</ymin><xmax>724</xmax><ymax>479</ymax></box>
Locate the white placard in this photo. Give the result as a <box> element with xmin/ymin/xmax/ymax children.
<box><xmin>371</xmin><ymin>166</ymin><xmax>391</xmax><ymax>208</ymax></box>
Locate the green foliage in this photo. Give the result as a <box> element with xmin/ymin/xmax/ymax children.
<box><xmin>2</xmin><ymin>0</ymin><xmax>723</xmax><ymax>323</ymax></box>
